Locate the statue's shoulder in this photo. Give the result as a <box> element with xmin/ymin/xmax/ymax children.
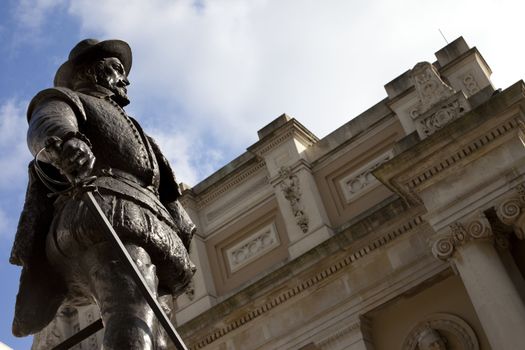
<box><xmin>27</xmin><ymin>87</ymin><xmax>86</xmax><ymax>122</ymax></box>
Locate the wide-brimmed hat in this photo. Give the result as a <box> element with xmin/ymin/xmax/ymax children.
<box><xmin>54</xmin><ymin>39</ymin><xmax>132</xmax><ymax>88</ymax></box>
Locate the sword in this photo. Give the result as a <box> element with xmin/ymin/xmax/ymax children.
<box><xmin>82</xmin><ymin>191</ymin><xmax>189</xmax><ymax>350</ymax></box>
<box><xmin>35</xmin><ymin>142</ymin><xmax>189</xmax><ymax>350</ymax></box>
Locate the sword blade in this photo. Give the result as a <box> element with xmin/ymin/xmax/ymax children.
<box><xmin>84</xmin><ymin>191</ymin><xmax>188</xmax><ymax>350</ymax></box>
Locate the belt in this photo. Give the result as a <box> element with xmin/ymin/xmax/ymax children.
<box><xmin>100</xmin><ymin>168</ymin><xmax>159</xmax><ymax>196</ymax></box>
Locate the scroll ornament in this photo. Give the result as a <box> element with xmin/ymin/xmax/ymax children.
<box><xmin>432</xmin><ymin>214</ymin><xmax>492</xmax><ymax>261</ymax></box>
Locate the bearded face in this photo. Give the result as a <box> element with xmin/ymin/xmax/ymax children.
<box><xmin>73</xmin><ymin>57</ymin><xmax>130</xmax><ymax>106</ymax></box>
<box><xmin>94</xmin><ymin>57</ymin><xmax>130</xmax><ymax>106</ymax></box>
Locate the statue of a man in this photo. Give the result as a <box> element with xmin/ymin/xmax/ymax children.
<box><xmin>9</xmin><ymin>39</ymin><xmax>196</xmax><ymax>349</ymax></box>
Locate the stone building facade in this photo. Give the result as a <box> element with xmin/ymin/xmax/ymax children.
<box><xmin>33</xmin><ymin>37</ymin><xmax>525</xmax><ymax>350</ymax></box>
<box><xmin>172</xmin><ymin>37</ymin><xmax>525</xmax><ymax>350</ymax></box>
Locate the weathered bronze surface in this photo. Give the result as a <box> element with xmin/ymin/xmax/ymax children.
<box><xmin>10</xmin><ymin>39</ymin><xmax>196</xmax><ymax>349</ymax></box>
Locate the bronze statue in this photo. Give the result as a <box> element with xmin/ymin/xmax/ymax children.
<box><xmin>9</xmin><ymin>39</ymin><xmax>196</xmax><ymax>349</ymax></box>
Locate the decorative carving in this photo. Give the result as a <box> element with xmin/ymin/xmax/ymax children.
<box><xmin>432</xmin><ymin>235</ymin><xmax>455</xmax><ymax>261</ymax></box>
<box><xmin>466</xmin><ymin>215</ymin><xmax>492</xmax><ymax>239</ymax></box>
<box><xmin>279</xmin><ymin>166</ymin><xmax>309</xmax><ymax>233</ymax></box>
<box><xmin>495</xmin><ymin>184</ymin><xmax>525</xmax><ymax>240</ymax></box>
<box><xmin>411</xmin><ymin>62</ymin><xmax>455</xmax><ymax>112</ymax></box>
<box><xmin>409</xmin><ymin>62</ymin><xmax>472</xmax><ymax>139</ymax></box>
<box><xmin>517</xmin><ymin>183</ymin><xmax>525</xmax><ymax>203</ymax></box>
<box><xmin>226</xmin><ymin>223</ymin><xmax>280</xmax><ymax>272</ymax></box>
<box><xmin>462</xmin><ymin>73</ymin><xmax>480</xmax><ymax>96</ymax></box>
<box><xmin>496</xmin><ymin>198</ymin><xmax>521</xmax><ymax>225</ymax></box>
<box><xmin>417</xmin><ymin>326</ymin><xmax>448</xmax><ymax>350</ymax></box>
<box><xmin>432</xmin><ymin>214</ymin><xmax>493</xmax><ymax>261</ymax></box>
<box><xmin>188</xmin><ymin>214</ymin><xmax>423</xmax><ymax>350</ymax></box>
<box><xmin>409</xmin><ymin>107</ymin><xmax>420</xmax><ymax>119</ymax></box>
<box><xmin>339</xmin><ymin>151</ymin><xmax>393</xmax><ymax>202</ymax></box>
<box><xmin>418</xmin><ymin>99</ymin><xmax>465</xmax><ymax>137</ymax></box>
<box><xmin>402</xmin><ymin>313</ymin><xmax>479</xmax><ymax>350</ymax></box>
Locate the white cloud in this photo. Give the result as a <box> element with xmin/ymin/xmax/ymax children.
<box><xmin>15</xmin><ymin>0</ymin><xmax>525</xmax><ymax>184</ymax></box>
<box><xmin>148</xmin><ymin>128</ymin><xmax>223</xmax><ymax>186</ymax></box>
<box><xmin>14</xmin><ymin>0</ymin><xmax>65</xmax><ymax>30</ymax></box>
<box><xmin>0</xmin><ymin>99</ymin><xmax>31</xmax><ymax>190</ymax></box>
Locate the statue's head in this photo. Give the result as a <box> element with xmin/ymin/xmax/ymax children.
<box><xmin>54</xmin><ymin>39</ymin><xmax>132</xmax><ymax>106</ymax></box>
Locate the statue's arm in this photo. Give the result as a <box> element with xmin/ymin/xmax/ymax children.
<box><xmin>27</xmin><ymin>97</ymin><xmax>95</xmax><ymax>180</ymax></box>
<box><xmin>27</xmin><ymin>98</ymin><xmax>80</xmax><ymax>159</ymax></box>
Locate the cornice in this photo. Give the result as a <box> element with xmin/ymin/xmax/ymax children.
<box><xmin>248</xmin><ymin>118</ymin><xmax>319</xmax><ymax>157</ymax></box>
<box><xmin>439</xmin><ymin>47</ymin><xmax>492</xmax><ymax>76</ymax></box>
<box><xmin>374</xmin><ymin>81</ymin><xmax>525</xmax><ymax>205</ymax></box>
<box><xmin>196</xmin><ymin>161</ymin><xmax>267</xmax><ymax>208</ymax></box>
<box><xmin>180</xmin><ymin>211</ymin><xmax>424</xmax><ymax>349</ymax></box>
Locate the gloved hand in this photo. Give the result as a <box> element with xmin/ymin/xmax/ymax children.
<box><xmin>47</xmin><ymin>137</ymin><xmax>96</xmax><ymax>182</ymax></box>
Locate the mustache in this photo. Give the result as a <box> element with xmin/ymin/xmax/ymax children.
<box><xmin>114</xmin><ymin>80</ymin><xmax>129</xmax><ymax>94</ymax></box>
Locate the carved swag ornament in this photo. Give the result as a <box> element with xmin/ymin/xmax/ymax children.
<box><xmin>278</xmin><ymin>166</ymin><xmax>309</xmax><ymax>233</ymax></box>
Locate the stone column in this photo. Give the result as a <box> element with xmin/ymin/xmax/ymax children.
<box><xmin>432</xmin><ymin>213</ymin><xmax>525</xmax><ymax>350</ymax></box>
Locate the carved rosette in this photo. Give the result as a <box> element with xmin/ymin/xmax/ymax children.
<box><xmin>432</xmin><ymin>214</ymin><xmax>493</xmax><ymax>261</ymax></box>
<box><xmin>495</xmin><ymin>184</ymin><xmax>525</xmax><ymax>240</ymax></box>
<box><xmin>418</xmin><ymin>99</ymin><xmax>466</xmax><ymax>137</ymax></box>
<box><xmin>279</xmin><ymin>166</ymin><xmax>309</xmax><ymax>233</ymax></box>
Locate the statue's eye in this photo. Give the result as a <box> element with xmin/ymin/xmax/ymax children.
<box><xmin>113</xmin><ymin>64</ymin><xmax>124</xmax><ymax>73</ymax></box>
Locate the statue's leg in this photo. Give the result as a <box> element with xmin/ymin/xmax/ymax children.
<box><xmin>81</xmin><ymin>243</ymin><xmax>159</xmax><ymax>350</ymax></box>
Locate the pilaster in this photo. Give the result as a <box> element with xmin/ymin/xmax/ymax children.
<box><xmin>249</xmin><ymin>115</ymin><xmax>333</xmax><ymax>259</ymax></box>
<box><xmin>175</xmin><ymin>191</ymin><xmax>218</xmax><ymax>325</ymax></box>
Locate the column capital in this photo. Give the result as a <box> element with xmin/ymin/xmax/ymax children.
<box><xmin>432</xmin><ymin>213</ymin><xmax>493</xmax><ymax>261</ymax></box>
<box><xmin>495</xmin><ymin>183</ymin><xmax>525</xmax><ymax>240</ymax></box>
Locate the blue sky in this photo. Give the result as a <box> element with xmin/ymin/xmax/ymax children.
<box><xmin>1</xmin><ymin>0</ymin><xmax>525</xmax><ymax>348</ymax></box>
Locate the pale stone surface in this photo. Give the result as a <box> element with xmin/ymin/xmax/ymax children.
<box><xmin>454</xmin><ymin>240</ymin><xmax>525</xmax><ymax>350</ymax></box>
<box><xmin>32</xmin><ymin>304</ymin><xmax>102</xmax><ymax>350</ymax></box>
<box><xmin>175</xmin><ymin>236</ymin><xmax>217</xmax><ymax>323</ymax></box>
